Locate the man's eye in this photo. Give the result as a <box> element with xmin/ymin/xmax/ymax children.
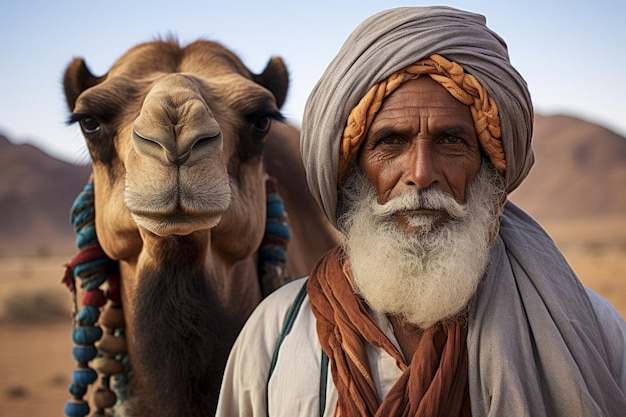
<box><xmin>377</xmin><ymin>135</ymin><xmax>404</xmax><ymax>146</ymax></box>
<box><xmin>440</xmin><ymin>135</ymin><xmax>464</xmax><ymax>144</ymax></box>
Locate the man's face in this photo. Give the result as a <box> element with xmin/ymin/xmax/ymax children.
<box><xmin>358</xmin><ymin>76</ymin><xmax>482</xmax><ymax>233</ymax></box>
<box><xmin>340</xmin><ymin>162</ymin><xmax>503</xmax><ymax>329</ymax></box>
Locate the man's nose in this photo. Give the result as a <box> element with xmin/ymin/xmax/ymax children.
<box><xmin>403</xmin><ymin>143</ymin><xmax>439</xmax><ymax>189</ymax></box>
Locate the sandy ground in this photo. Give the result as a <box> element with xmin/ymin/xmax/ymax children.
<box><xmin>0</xmin><ymin>322</ymin><xmax>74</xmax><ymax>416</ymax></box>
<box><xmin>0</xmin><ymin>256</ymin><xmax>75</xmax><ymax>417</ymax></box>
<box><xmin>1</xmin><ymin>225</ymin><xmax>625</xmax><ymax>416</ymax></box>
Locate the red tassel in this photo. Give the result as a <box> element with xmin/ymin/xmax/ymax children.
<box><xmin>82</xmin><ymin>290</ymin><xmax>107</xmax><ymax>308</ymax></box>
<box><xmin>62</xmin><ymin>264</ymin><xmax>76</xmax><ymax>291</ymax></box>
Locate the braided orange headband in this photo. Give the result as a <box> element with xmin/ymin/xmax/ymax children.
<box><xmin>339</xmin><ymin>54</ymin><xmax>505</xmax><ymax>179</ymax></box>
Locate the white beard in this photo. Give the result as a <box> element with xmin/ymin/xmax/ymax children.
<box><xmin>337</xmin><ymin>163</ymin><xmax>504</xmax><ymax>329</ymax></box>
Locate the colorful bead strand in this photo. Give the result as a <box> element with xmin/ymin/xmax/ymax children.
<box><xmin>62</xmin><ymin>176</ymin><xmax>127</xmax><ymax>417</ymax></box>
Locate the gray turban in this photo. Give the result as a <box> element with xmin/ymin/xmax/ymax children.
<box><xmin>301</xmin><ymin>6</ymin><xmax>534</xmax><ymax>228</ymax></box>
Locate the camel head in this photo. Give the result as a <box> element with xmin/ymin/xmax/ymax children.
<box><xmin>63</xmin><ymin>38</ymin><xmax>289</xmax><ymax>265</ymax></box>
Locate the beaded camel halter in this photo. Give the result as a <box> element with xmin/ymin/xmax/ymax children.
<box><xmin>61</xmin><ymin>174</ymin><xmax>291</xmax><ymax>417</ymax></box>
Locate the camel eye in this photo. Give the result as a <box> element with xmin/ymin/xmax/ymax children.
<box><xmin>252</xmin><ymin>116</ymin><xmax>271</xmax><ymax>135</ymax></box>
<box><xmin>79</xmin><ymin>116</ymin><xmax>101</xmax><ymax>134</ymax></box>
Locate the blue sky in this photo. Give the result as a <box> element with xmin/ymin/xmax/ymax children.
<box><xmin>1</xmin><ymin>0</ymin><xmax>624</xmax><ymax>163</ymax></box>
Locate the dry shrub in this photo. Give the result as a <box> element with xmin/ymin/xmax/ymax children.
<box><xmin>2</xmin><ymin>289</ymin><xmax>69</xmax><ymax>324</ymax></box>
<box><xmin>49</xmin><ymin>372</ymin><xmax>68</xmax><ymax>387</ymax></box>
<box><xmin>5</xmin><ymin>385</ymin><xmax>28</xmax><ymax>399</ymax></box>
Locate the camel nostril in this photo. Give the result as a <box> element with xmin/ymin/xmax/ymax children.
<box><xmin>132</xmin><ymin>130</ymin><xmax>168</xmax><ymax>161</ymax></box>
<box><xmin>195</xmin><ymin>136</ymin><xmax>215</xmax><ymax>147</ymax></box>
<box><xmin>186</xmin><ymin>132</ymin><xmax>223</xmax><ymax>164</ymax></box>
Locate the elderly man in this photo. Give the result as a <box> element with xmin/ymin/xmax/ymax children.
<box><xmin>216</xmin><ymin>6</ymin><xmax>626</xmax><ymax>416</ymax></box>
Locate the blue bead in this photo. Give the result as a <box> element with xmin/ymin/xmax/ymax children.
<box><xmin>68</xmin><ymin>382</ymin><xmax>88</xmax><ymax>398</ymax></box>
<box><xmin>265</xmin><ymin>221</ymin><xmax>291</xmax><ymax>240</ymax></box>
<box><xmin>76</xmin><ymin>306</ymin><xmax>100</xmax><ymax>326</ymax></box>
<box><xmin>70</xmin><ymin>188</ymin><xmax>94</xmax><ymax>229</ymax></box>
<box><xmin>72</xmin><ymin>367</ymin><xmax>98</xmax><ymax>386</ymax></box>
<box><xmin>72</xmin><ymin>326</ymin><xmax>103</xmax><ymax>345</ymax></box>
<box><xmin>76</xmin><ymin>224</ymin><xmax>97</xmax><ymax>248</ymax></box>
<box><xmin>72</xmin><ymin>345</ymin><xmax>98</xmax><ymax>363</ymax></box>
<box><xmin>71</xmin><ymin>208</ymin><xmax>93</xmax><ymax>232</ymax></box>
<box><xmin>266</xmin><ymin>195</ymin><xmax>286</xmax><ymax>218</ymax></box>
<box><xmin>64</xmin><ymin>399</ymin><xmax>90</xmax><ymax>417</ymax></box>
<box><xmin>73</xmin><ymin>257</ymin><xmax>108</xmax><ymax>277</ymax></box>
<box><xmin>259</xmin><ymin>246</ymin><xmax>287</xmax><ymax>263</ymax></box>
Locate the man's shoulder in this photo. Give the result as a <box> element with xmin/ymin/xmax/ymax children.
<box><xmin>245</xmin><ymin>277</ymin><xmax>309</xmax><ymax>328</ymax></box>
<box><xmin>586</xmin><ymin>287</ymin><xmax>626</xmax><ymax>389</ymax></box>
<box><xmin>261</xmin><ymin>277</ymin><xmax>308</xmax><ymax>310</ymax></box>
<box><xmin>586</xmin><ymin>287</ymin><xmax>626</xmax><ymax>337</ymax></box>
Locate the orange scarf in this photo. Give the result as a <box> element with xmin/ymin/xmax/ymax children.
<box><xmin>307</xmin><ymin>247</ymin><xmax>471</xmax><ymax>417</ymax></box>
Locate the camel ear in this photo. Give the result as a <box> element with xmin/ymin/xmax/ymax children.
<box><xmin>63</xmin><ymin>58</ymin><xmax>105</xmax><ymax>111</ymax></box>
<box><xmin>253</xmin><ymin>56</ymin><xmax>289</xmax><ymax>110</ymax></box>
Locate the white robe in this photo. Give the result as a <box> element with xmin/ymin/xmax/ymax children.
<box><xmin>216</xmin><ymin>278</ymin><xmax>626</xmax><ymax>417</ymax></box>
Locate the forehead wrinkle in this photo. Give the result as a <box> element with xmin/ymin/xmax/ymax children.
<box><xmin>370</xmin><ymin>80</ymin><xmax>474</xmax><ymax>137</ymax></box>
<box><xmin>371</xmin><ymin>118</ymin><xmax>474</xmax><ymax>138</ymax></box>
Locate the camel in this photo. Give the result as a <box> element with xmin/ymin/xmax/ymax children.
<box><xmin>62</xmin><ymin>38</ymin><xmax>337</xmax><ymax>417</ymax></box>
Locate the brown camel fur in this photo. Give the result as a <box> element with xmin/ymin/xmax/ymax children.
<box><xmin>63</xmin><ymin>38</ymin><xmax>337</xmax><ymax>417</ymax></box>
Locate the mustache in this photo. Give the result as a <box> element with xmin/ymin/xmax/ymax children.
<box><xmin>371</xmin><ymin>188</ymin><xmax>469</xmax><ymax>220</ymax></box>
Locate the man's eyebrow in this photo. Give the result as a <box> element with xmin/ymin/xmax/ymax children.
<box><xmin>368</xmin><ymin>122</ymin><xmax>475</xmax><ymax>140</ymax></box>
<box><xmin>367</xmin><ymin>125</ymin><xmax>411</xmax><ymax>141</ymax></box>
<box><xmin>436</xmin><ymin>124</ymin><xmax>475</xmax><ymax>136</ymax></box>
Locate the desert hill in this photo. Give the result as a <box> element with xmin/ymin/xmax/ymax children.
<box><xmin>0</xmin><ymin>134</ymin><xmax>91</xmax><ymax>256</ymax></box>
<box><xmin>0</xmin><ymin>113</ymin><xmax>625</xmax><ymax>257</ymax></box>
<box><xmin>510</xmin><ymin>114</ymin><xmax>626</xmax><ymax>221</ymax></box>
<box><xmin>509</xmin><ymin>114</ymin><xmax>626</xmax><ymax>248</ymax></box>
